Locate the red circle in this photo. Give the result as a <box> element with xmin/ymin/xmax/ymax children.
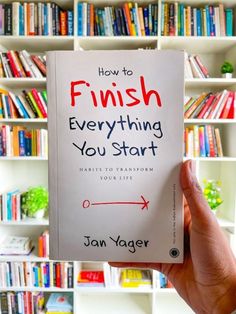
<box><xmin>83</xmin><ymin>200</ymin><xmax>90</xmax><ymax>208</ymax></box>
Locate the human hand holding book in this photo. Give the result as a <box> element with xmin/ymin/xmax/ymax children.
<box><xmin>110</xmin><ymin>160</ymin><xmax>236</xmax><ymax>314</ymax></box>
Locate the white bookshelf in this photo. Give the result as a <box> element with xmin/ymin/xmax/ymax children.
<box><xmin>0</xmin><ymin>0</ymin><xmax>236</xmax><ymax>313</ymax></box>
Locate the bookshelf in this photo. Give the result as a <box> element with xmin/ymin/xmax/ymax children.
<box><xmin>0</xmin><ymin>0</ymin><xmax>235</xmax><ymax>313</ymax></box>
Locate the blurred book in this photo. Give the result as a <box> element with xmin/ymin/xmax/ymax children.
<box><xmin>0</xmin><ymin>236</ymin><xmax>33</xmax><ymax>255</ymax></box>
<box><xmin>120</xmin><ymin>268</ymin><xmax>152</xmax><ymax>288</ymax></box>
<box><xmin>77</xmin><ymin>270</ymin><xmax>105</xmax><ymax>287</ymax></box>
<box><xmin>46</xmin><ymin>293</ymin><xmax>73</xmax><ymax>313</ymax></box>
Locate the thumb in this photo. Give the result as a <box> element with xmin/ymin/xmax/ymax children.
<box><xmin>180</xmin><ymin>160</ymin><xmax>217</xmax><ymax>230</ymax></box>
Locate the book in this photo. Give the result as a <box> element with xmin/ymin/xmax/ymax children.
<box><xmin>120</xmin><ymin>268</ymin><xmax>152</xmax><ymax>288</ymax></box>
<box><xmin>47</xmin><ymin>50</ymin><xmax>184</xmax><ymax>262</ymax></box>
<box><xmin>0</xmin><ymin>236</ymin><xmax>33</xmax><ymax>255</ymax></box>
<box><xmin>77</xmin><ymin>270</ymin><xmax>105</xmax><ymax>287</ymax></box>
<box><xmin>46</xmin><ymin>293</ymin><xmax>73</xmax><ymax>313</ymax></box>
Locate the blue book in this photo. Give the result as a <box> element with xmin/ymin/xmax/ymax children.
<box><xmin>205</xmin><ymin>5</ymin><xmax>210</xmax><ymax>36</ymax></box>
<box><xmin>225</xmin><ymin>9</ymin><xmax>233</xmax><ymax>36</ymax></box>
<box><xmin>67</xmin><ymin>11</ymin><xmax>73</xmax><ymax>35</ymax></box>
<box><xmin>18</xmin><ymin>130</ymin><xmax>25</xmax><ymax>156</ymax></box>
<box><xmin>77</xmin><ymin>3</ymin><xmax>83</xmax><ymax>36</ymax></box>
<box><xmin>25</xmin><ymin>132</ymin><xmax>32</xmax><ymax>156</ymax></box>
<box><xmin>19</xmin><ymin>4</ymin><xmax>24</xmax><ymax>35</ymax></box>
<box><xmin>132</xmin><ymin>8</ymin><xmax>139</xmax><ymax>36</ymax></box>
<box><xmin>4</xmin><ymin>96</ymin><xmax>11</xmax><ymax>118</ymax></box>
<box><xmin>33</xmin><ymin>266</ymin><xmax>39</xmax><ymax>287</ymax></box>
<box><xmin>43</xmin><ymin>4</ymin><xmax>48</xmax><ymax>35</ymax></box>
<box><xmin>161</xmin><ymin>2</ymin><xmax>164</xmax><ymax>35</ymax></box>
<box><xmin>209</xmin><ymin>6</ymin><xmax>215</xmax><ymax>36</ymax></box>
<box><xmin>143</xmin><ymin>7</ymin><xmax>150</xmax><ymax>36</ymax></box>
<box><xmin>16</xmin><ymin>96</ymin><xmax>30</xmax><ymax>118</ymax></box>
<box><xmin>46</xmin><ymin>293</ymin><xmax>73</xmax><ymax>312</ymax></box>
<box><xmin>196</xmin><ymin>9</ymin><xmax>202</xmax><ymax>36</ymax></box>
<box><xmin>204</xmin><ymin>126</ymin><xmax>210</xmax><ymax>157</ymax></box>
<box><xmin>179</xmin><ymin>4</ymin><xmax>185</xmax><ymax>36</ymax></box>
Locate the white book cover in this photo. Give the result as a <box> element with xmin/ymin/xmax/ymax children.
<box><xmin>47</xmin><ymin>50</ymin><xmax>184</xmax><ymax>262</ymax></box>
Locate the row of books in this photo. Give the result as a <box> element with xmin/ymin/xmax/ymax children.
<box><xmin>0</xmin><ymin>261</ymin><xmax>73</xmax><ymax>288</ymax></box>
<box><xmin>0</xmin><ymin>125</ymin><xmax>48</xmax><ymax>157</ymax></box>
<box><xmin>77</xmin><ymin>266</ymin><xmax>152</xmax><ymax>289</ymax></box>
<box><xmin>77</xmin><ymin>2</ymin><xmax>158</xmax><ymax>36</ymax></box>
<box><xmin>0</xmin><ymin>50</ymin><xmax>46</xmax><ymax>78</ymax></box>
<box><xmin>38</xmin><ymin>230</ymin><xmax>49</xmax><ymax>258</ymax></box>
<box><xmin>0</xmin><ymin>2</ymin><xmax>73</xmax><ymax>36</ymax></box>
<box><xmin>184</xmin><ymin>125</ymin><xmax>223</xmax><ymax>158</ymax></box>
<box><xmin>0</xmin><ymin>190</ymin><xmax>22</xmax><ymax>221</ymax></box>
<box><xmin>185</xmin><ymin>53</ymin><xmax>210</xmax><ymax>79</ymax></box>
<box><xmin>0</xmin><ymin>291</ymin><xmax>44</xmax><ymax>314</ymax></box>
<box><xmin>0</xmin><ymin>89</ymin><xmax>47</xmax><ymax>119</ymax></box>
<box><xmin>184</xmin><ymin>90</ymin><xmax>236</xmax><ymax>119</ymax></box>
<box><xmin>161</xmin><ymin>2</ymin><xmax>234</xmax><ymax>37</ymax></box>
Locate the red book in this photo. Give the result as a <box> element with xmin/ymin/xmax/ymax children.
<box><xmin>56</xmin><ymin>263</ymin><xmax>61</xmax><ymax>287</ymax></box>
<box><xmin>220</xmin><ymin>91</ymin><xmax>234</xmax><ymax>119</ymax></box>
<box><xmin>227</xmin><ymin>91</ymin><xmax>236</xmax><ymax>118</ymax></box>
<box><xmin>6</xmin><ymin>51</ymin><xmax>20</xmax><ymax>77</ymax></box>
<box><xmin>194</xmin><ymin>55</ymin><xmax>210</xmax><ymax>78</ymax></box>
<box><xmin>78</xmin><ymin>270</ymin><xmax>105</xmax><ymax>284</ymax></box>
<box><xmin>31</xmin><ymin>89</ymin><xmax>47</xmax><ymax>118</ymax></box>
<box><xmin>207</xmin><ymin>125</ymin><xmax>216</xmax><ymax>157</ymax></box>
<box><xmin>207</xmin><ymin>92</ymin><xmax>223</xmax><ymax>119</ymax></box>
<box><xmin>31</xmin><ymin>55</ymin><xmax>46</xmax><ymax>76</ymax></box>
<box><xmin>197</xmin><ymin>94</ymin><xmax>215</xmax><ymax>119</ymax></box>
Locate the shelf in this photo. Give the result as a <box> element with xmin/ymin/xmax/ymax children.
<box><xmin>160</xmin><ymin>36</ymin><xmax>236</xmax><ymax>54</ymax></box>
<box><xmin>0</xmin><ymin>119</ymin><xmax>47</xmax><ymax>123</ymax></box>
<box><xmin>184</xmin><ymin>157</ymin><xmax>236</xmax><ymax>161</ymax></box>
<box><xmin>185</xmin><ymin>78</ymin><xmax>236</xmax><ymax>88</ymax></box>
<box><xmin>0</xmin><ymin>218</ymin><xmax>49</xmax><ymax>226</ymax></box>
<box><xmin>76</xmin><ymin>287</ymin><xmax>153</xmax><ymax>294</ymax></box>
<box><xmin>0</xmin><ymin>78</ymin><xmax>46</xmax><ymax>88</ymax></box>
<box><xmin>0</xmin><ymin>287</ymin><xmax>74</xmax><ymax>292</ymax></box>
<box><xmin>0</xmin><ymin>157</ymin><xmax>48</xmax><ymax>161</ymax></box>
<box><xmin>0</xmin><ymin>35</ymin><xmax>74</xmax><ymax>52</ymax></box>
<box><xmin>0</xmin><ymin>246</ymin><xmax>49</xmax><ymax>262</ymax></box>
<box><xmin>184</xmin><ymin>119</ymin><xmax>236</xmax><ymax>124</ymax></box>
<box><xmin>75</xmin><ymin>36</ymin><xmax>158</xmax><ymax>50</ymax></box>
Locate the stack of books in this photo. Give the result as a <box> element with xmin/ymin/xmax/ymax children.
<box><xmin>0</xmin><ymin>291</ymin><xmax>44</xmax><ymax>314</ymax></box>
<box><xmin>0</xmin><ymin>2</ymin><xmax>73</xmax><ymax>36</ymax></box>
<box><xmin>0</xmin><ymin>236</ymin><xmax>33</xmax><ymax>255</ymax></box>
<box><xmin>161</xmin><ymin>2</ymin><xmax>234</xmax><ymax>36</ymax></box>
<box><xmin>0</xmin><ymin>125</ymin><xmax>48</xmax><ymax>157</ymax></box>
<box><xmin>0</xmin><ymin>50</ymin><xmax>46</xmax><ymax>78</ymax></box>
<box><xmin>77</xmin><ymin>2</ymin><xmax>158</xmax><ymax>36</ymax></box>
<box><xmin>0</xmin><ymin>89</ymin><xmax>48</xmax><ymax>119</ymax></box>
<box><xmin>184</xmin><ymin>125</ymin><xmax>223</xmax><ymax>158</ymax></box>
<box><xmin>46</xmin><ymin>293</ymin><xmax>73</xmax><ymax>314</ymax></box>
<box><xmin>0</xmin><ymin>261</ymin><xmax>73</xmax><ymax>289</ymax></box>
<box><xmin>184</xmin><ymin>90</ymin><xmax>236</xmax><ymax>119</ymax></box>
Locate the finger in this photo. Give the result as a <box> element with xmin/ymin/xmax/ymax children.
<box><xmin>180</xmin><ymin>160</ymin><xmax>218</xmax><ymax>230</ymax></box>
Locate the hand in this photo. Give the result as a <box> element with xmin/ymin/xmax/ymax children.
<box><xmin>110</xmin><ymin>160</ymin><xmax>236</xmax><ymax>314</ymax></box>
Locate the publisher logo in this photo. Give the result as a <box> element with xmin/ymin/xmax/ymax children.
<box><xmin>169</xmin><ymin>248</ymin><xmax>180</xmax><ymax>258</ymax></box>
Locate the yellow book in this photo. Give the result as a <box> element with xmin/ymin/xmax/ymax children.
<box><xmin>120</xmin><ymin>269</ymin><xmax>152</xmax><ymax>288</ymax></box>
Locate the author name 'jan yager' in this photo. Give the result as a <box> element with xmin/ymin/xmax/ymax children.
<box><xmin>83</xmin><ymin>235</ymin><xmax>149</xmax><ymax>254</ymax></box>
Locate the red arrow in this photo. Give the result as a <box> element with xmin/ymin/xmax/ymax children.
<box><xmin>82</xmin><ymin>195</ymin><xmax>149</xmax><ymax>210</ymax></box>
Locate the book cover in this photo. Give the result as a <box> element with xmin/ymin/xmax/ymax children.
<box><xmin>47</xmin><ymin>50</ymin><xmax>184</xmax><ymax>262</ymax></box>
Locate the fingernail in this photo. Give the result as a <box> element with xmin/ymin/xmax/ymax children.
<box><xmin>189</xmin><ymin>160</ymin><xmax>196</xmax><ymax>175</ymax></box>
